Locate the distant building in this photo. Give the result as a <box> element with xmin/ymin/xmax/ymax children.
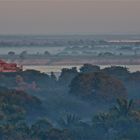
<box><xmin>0</xmin><ymin>60</ymin><xmax>22</xmax><ymax>72</ymax></box>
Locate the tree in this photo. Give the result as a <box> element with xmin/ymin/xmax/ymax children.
<box><xmin>58</xmin><ymin>67</ymin><xmax>78</xmax><ymax>88</ymax></box>
<box><xmin>50</xmin><ymin>72</ymin><xmax>57</xmax><ymax>82</ymax></box>
<box><xmin>59</xmin><ymin>113</ymin><xmax>81</xmax><ymax>128</ymax></box>
<box><xmin>19</xmin><ymin>51</ymin><xmax>28</xmax><ymax>63</ymax></box>
<box><xmin>8</xmin><ymin>51</ymin><xmax>16</xmax><ymax>61</ymax></box>
<box><xmin>31</xmin><ymin>118</ymin><xmax>53</xmax><ymax>139</ymax></box>
<box><xmin>8</xmin><ymin>51</ymin><xmax>15</xmax><ymax>56</ymax></box>
<box><xmin>44</xmin><ymin>51</ymin><xmax>51</xmax><ymax>56</ymax></box>
<box><xmin>69</xmin><ymin>72</ymin><xmax>127</xmax><ymax>102</ymax></box>
<box><xmin>102</xmin><ymin>66</ymin><xmax>129</xmax><ymax>79</ymax></box>
<box><xmin>80</xmin><ymin>64</ymin><xmax>100</xmax><ymax>74</ymax></box>
<box><xmin>111</xmin><ymin>98</ymin><xmax>134</xmax><ymax>117</ymax></box>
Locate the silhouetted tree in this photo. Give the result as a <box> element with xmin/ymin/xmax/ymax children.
<box><xmin>80</xmin><ymin>64</ymin><xmax>100</xmax><ymax>74</ymax></box>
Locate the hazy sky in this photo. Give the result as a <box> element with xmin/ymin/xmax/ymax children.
<box><xmin>0</xmin><ymin>0</ymin><xmax>140</xmax><ymax>35</ymax></box>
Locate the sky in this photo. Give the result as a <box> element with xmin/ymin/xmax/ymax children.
<box><xmin>0</xmin><ymin>0</ymin><xmax>140</xmax><ymax>35</ymax></box>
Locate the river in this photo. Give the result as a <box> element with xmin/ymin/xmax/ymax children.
<box><xmin>23</xmin><ymin>64</ymin><xmax>140</xmax><ymax>76</ymax></box>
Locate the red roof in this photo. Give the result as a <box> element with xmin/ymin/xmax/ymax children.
<box><xmin>0</xmin><ymin>59</ymin><xmax>22</xmax><ymax>72</ymax></box>
<box><xmin>0</xmin><ymin>60</ymin><xmax>6</xmax><ymax>64</ymax></box>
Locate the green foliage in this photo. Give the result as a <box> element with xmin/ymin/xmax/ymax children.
<box><xmin>112</xmin><ymin>98</ymin><xmax>134</xmax><ymax>117</ymax></box>
<box><xmin>102</xmin><ymin>66</ymin><xmax>129</xmax><ymax>79</ymax></box>
<box><xmin>80</xmin><ymin>64</ymin><xmax>100</xmax><ymax>73</ymax></box>
<box><xmin>1</xmin><ymin>65</ymin><xmax>140</xmax><ymax>139</ymax></box>
<box><xmin>70</xmin><ymin>72</ymin><xmax>127</xmax><ymax>102</ymax></box>
<box><xmin>59</xmin><ymin>113</ymin><xmax>81</xmax><ymax>128</ymax></box>
<box><xmin>0</xmin><ymin>96</ymin><xmax>140</xmax><ymax>140</ymax></box>
<box><xmin>58</xmin><ymin>67</ymin><xmax>78</xmax><ymax>87</ymax></box>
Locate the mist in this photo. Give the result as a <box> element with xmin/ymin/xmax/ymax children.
<box><xmin>0</xmin><ymin>1</ymin><xmax>140</xmax><ymax>35</ymax></box>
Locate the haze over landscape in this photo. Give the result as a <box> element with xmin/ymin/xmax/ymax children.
<box><xmin>0</xmin><ymin>0</ymin><xmax>140</xmax><ymax>35</ymax></box>
<box><xmin>1</xmin><ymin>1</ymin><xmax>140</xmax><ymax>140</ymax></box>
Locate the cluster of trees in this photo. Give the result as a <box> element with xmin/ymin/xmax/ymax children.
<box><xmin>0</xmin><ymin>64</ymin><xmax>140</xmax><ymax>139</ymax></box>
<box><xmin>0</xmin><ymin>64</ymin><xmax>140</xmax><ymax>102</ymax></box>
<box><xmin>0</xmin><ymin>87</ymin><xmax>42</xmax><ymax>120</ymax></box>
<box><xmin>70</xmin><ymin>72</ymin><xmax>127</xmax><ymax>102</ymax></box>
<box><xmin>0</xmin><ymin>95</ymin><xmax>140</xmax><ymax>140</ymax></box>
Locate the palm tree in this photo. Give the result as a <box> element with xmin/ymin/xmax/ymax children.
<box><xmin>111</xmin><ymin>98</ymin><xmax>134</xmax><ymax>117</ymax></box>
<box><xmin>59</xmin><ymin>113</ymin><xmax>81</xmax><ymax>128</ymax></box>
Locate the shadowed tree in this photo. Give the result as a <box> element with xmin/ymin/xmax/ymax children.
<box><xmin>31</xmin><ymin>118</ymin><xmax>53</xmax><ymax>139</ymax></box>
<box><xmin>80</xmin><ymin>64</ymin><xmax>100</xmax><ymax>74</ymax></box>
<box><xmin>59</xmin><ymin>113</ymin><xmax>81</xmax><ymax>128</ymax></box>
<box><xmin>111</xmin><ymin>98</ymin><xmax>134</xmax><ymax>117</ymax></box>
<box><xmin>70</xmin><ymin>72</ymin><xmax>127</xmax><ymax>102</ymax></box>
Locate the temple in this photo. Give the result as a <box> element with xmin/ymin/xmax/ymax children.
<box><xmin>0</xmin><ymin>60</ymin><xmax>22</xmax><ymax>72</ymax></box>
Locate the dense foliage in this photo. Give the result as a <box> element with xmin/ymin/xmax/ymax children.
<box><xmin>70</xmin><ymin>72</ymin><xmax>127</xmax><ymax>101</ymax></box>
<box><xmin>0</xmin><ymin>64</ymin><xmax>140</xmax><ymax>139</ymax></box>
<box><xmin>0</xmin><ymin>96</ymin><xmax>140</xmax><ymax>140</ymax></box>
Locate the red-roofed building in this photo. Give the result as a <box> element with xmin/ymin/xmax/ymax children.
<box><xmin>0</xmin><ymin>60</ymin><xmax>22</xmax><ymax>72</ymax></box>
